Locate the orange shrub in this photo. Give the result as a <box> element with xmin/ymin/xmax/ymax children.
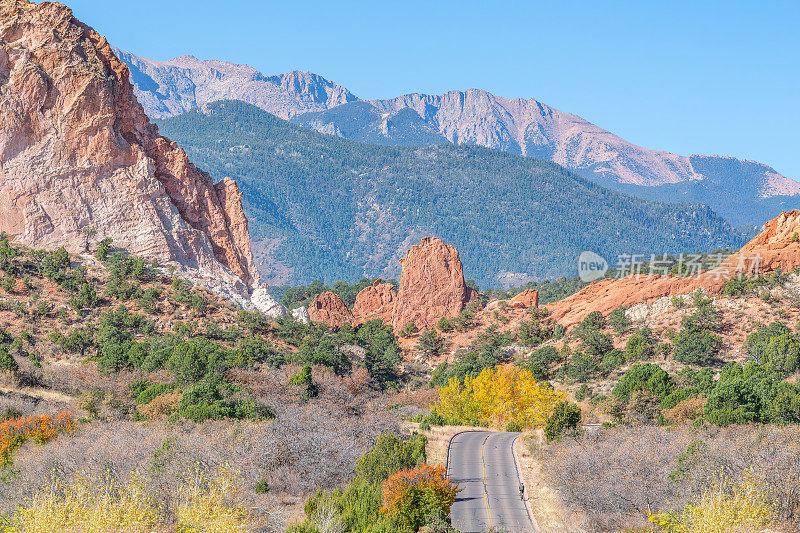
<box><xmin>381</xmin><ymin>463</ymin><xmax>460</xmax><ymax>530</ymax></box>
<box><xmin>137</xmin><ymin>391</ymin><xmax>181</xmax><ymax>420</ymax></box>
<box><xmin>664</xmin><ymin>397</ymin><xmax>707</xmax><ymax>425</ymax></box>
<box><xmin>0</xmin><ymin>412</ymin><xmax>75</xmax><ymax>466</ymax></box>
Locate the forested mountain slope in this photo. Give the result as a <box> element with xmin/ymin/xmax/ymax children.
<box><xmin>116</xmin><ymin>49</ymin><xmax>799</xmax><ymax>228</ymax></box>
<box><xmin>157</xmin><ymin>101</ymin><xmax>746</xmax><ymax>287</ymax></box>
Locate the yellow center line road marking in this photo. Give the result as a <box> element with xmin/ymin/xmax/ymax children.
<box><xmin>481</xmin><ymin>433</ymin><xmax>493</xmax><ymax>529</ymax></box>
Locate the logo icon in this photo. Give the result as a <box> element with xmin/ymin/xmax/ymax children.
<box><xmin>578</xmin><ymin>251</ymin><xmax>608</xmax><ymax>282</ymax></box>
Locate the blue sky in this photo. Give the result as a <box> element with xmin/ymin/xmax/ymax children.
<box><xmin>67</xmin><ymin>0</ymin><xmax>799</xmax><ymax>178</ymax></box>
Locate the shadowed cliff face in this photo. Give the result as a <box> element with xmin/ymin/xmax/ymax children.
<box><xmin>0</xmin><ymin>0</ymin><xmax>258</xmax><ymax>288</ymax></box>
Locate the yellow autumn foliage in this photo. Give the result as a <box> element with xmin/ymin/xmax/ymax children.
<box><xmin>2</xmin><ymin>464</ymin><xmax>249</xmax><ymax>533</ymax></box>
<box><xmin>433</xmin><ymin>365</ymin><xmax>566</xmax><ymax>429</ymax></box>
<box><xmin>649</xmin><ymin>472</ymin><xmax>775</xmax><ymax>533</ymax></box>
<box><xmin>177</xmin><ymin>463</ymin><xmax>249</xmax><ymax>533</ymax></box>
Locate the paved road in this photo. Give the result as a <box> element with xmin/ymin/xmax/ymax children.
<box><xmin>448</xmin><ymin>431</ymin><xmax>535</xmax><ymax>532</ymax></box>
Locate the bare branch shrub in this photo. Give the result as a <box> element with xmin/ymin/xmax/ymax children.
<box><xmin>541</xmin><ymin>425</ymin><xmax>800</xmax><ymax>531</ymax></box>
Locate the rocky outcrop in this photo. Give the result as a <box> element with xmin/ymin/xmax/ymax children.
<box><xmin>352</xmin><ymin>280</ymin><xmax>397</xmax><ymax>326</ymax></box>
<box><xmin>510</xmin><ymin>289</ymin><xmax>539</xmax><ymax>309</ymax></box>
<box><xmin>249</xmin><ymin>287</ymin><xmax>287</xmax><ymax>319</ymax></box>
<box><xmin>547</xmin><ymin>210</ymin><xmax>800</xmax><ymax>328</ymax></box>
<box><xmin>291</xmin><ymin>306</ymin><xmax>310</xmax><ymax>324</ymax></box>
<box><xmin>308</xmin><ymin>291</ymin><xmax>353</xmax><ymax>327</ymax></box>
<box><xmin>300</xmin><ymin>238</ymin><xmax>475</xmax><ymax>331</ymax></box>
<box><xmin>0</xmin><ymin>0</ymin><xmax>258</xmax><ymax>289</ymax></box>
<box><xmin>626</xmin><ymin>293</ymin><xmax>695</xmax><ymax>323</ymax></box>
<box><xmin>391</xmin><ymin>237</ymin><xmax>475</xmax><ymax>331</ymax></box>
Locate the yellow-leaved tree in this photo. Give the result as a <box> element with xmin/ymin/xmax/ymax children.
<box><xmin>434</xmin><ymin>366</ymin><xmax>565</xmax><ymax>429</ymax></box>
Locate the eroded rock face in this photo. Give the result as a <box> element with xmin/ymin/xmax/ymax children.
<box><xmin>0</xmin><ymin>0</ymin><xmax>258</xmax><ymax>288</ymax></box>
<box><xmin>308</xmin><ymin>291</ymin><xmax>353</xmax><ymax>327</ymax></box>
<box><xmin>352</xmin><ymin>279</ymin><xmax>397</xmax><ymax>326</ymax></box>
<box><xmin>510</xmin><ymin>289</ymin><xmax>539</xmax><ymax>309</ymax></box>
<box><xmin>547</xmin><ymin>210</ymin><xmax>800</xmax><ymax>328</ymax></box>
<box><xmin>249</xmin><ymin>287</ymin><xmax>287</xmax><ymax>319</ymax></box>
<box><xmin>391</xmin><ymin>237</ymin><xmax>475</xmax><ymax>331</ymax></box>
<box><xmin>291</xmin><ymin>306</ymin><xmax>310</xmax><ymax>324</ymax></box>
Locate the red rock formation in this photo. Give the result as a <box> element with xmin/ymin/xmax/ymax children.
<box><xmin>547</xmin><ymin>210</ymin><xmax>800</xmax><ymax>328</ymax></box>
<box><xmin>352</xmin><ymin>280</ymin><xmax>397</xmax><ymax>326</ymax></box>
<box><xmin>510</xmin><ymin>289</ymin><xmax>539</xmax><ymax>309</ymax></box>
<box><xmin>0</xmin><ymin>0</ymin><xmax>258</xmax><ymax>287</ymax></box>
<box><xmin>391</xmin><ymin>237</ymin><xmax>476</xmax><ymax>331</ymax></box>
<box><xmin>308</xmin><ymin>291</ymin><xmax>353</xmax><ymax>327</ymax></box>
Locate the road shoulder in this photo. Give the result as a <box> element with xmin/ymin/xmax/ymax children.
<box><xmin>515</xmin><ymin>432</ymin><xmax>586</xmax><ymax>533</ymax></box>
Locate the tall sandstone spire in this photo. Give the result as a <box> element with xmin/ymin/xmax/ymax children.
<box><xmin>391</xmin><ymin>237</ymin><xmax>476</xmax><ymax>331</ymax></box>
<box><xmin>0</xmin><ymin>0</ymin><xmax>259</xmax><ymax>288</ymax></box>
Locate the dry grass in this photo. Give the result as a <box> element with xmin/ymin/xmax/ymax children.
<box><xmin>538</xmin><ymin>425</ymin><xmax>800</xmax><ymax>532</ymax></box>
<box><xmin>4</xmin><ymin>464</ymin><xmax>251</xmax><ymax>533</ymax></box>
<box><xmin>406</xmin><ymin>422</ymin><xmax>491</xmax><ymax>468</ymax></box>
<box><xmin>515</xmin><ymin>431</ymin><xmax>586</xmax><ymax>533</ymax></box>
<box><xmin>0</xmin><ymin>392</ymin><xmax>402</xmax><ymax>530</ymax></box>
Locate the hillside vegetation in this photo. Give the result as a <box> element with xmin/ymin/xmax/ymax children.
<box><xmin>1</xmin><ymin>230</ymin><xmax>800</xmax><ymax>531</ymax></box>
<box><xmin>156</xmin><ymin>101</ymin><xmax>745</xmax><ymax>287</ymax></box>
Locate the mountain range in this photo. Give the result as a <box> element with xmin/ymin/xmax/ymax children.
<box><xmin>156</xmin><ymin>100</ymin><xmax>745</xmax><ymax>287</ymax></box>
<box><xmin>116</xmin><ymin>49</ymin><xmax>800</xmax><ymax>227</ymax></box>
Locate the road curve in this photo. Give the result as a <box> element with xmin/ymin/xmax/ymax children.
<box><xmin>448</xmin><ymin>431</ymin><xmax>535</xmax><ymax>532</ymax></box>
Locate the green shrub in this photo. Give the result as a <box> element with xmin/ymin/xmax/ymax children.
<box><xmin>294</xmin><ymin>335</ymin><xmax>351</xmax><ymax>375</ymax></box>
<box><xmin>661</xmin><ymin>388</ymin><xmax>700</xmax><ymax>411</ymax></box>
<box><xmin>562</xmin><ymin>351</ymin><xmax>598</xmax><ymax>382</ymax></box>
<box><xmin>0</xmin><ymin>327</ymin><xmax>13</xmax><ymax>345</ymax></box>
<box><xmin>355</xmin><ymin>433</ymin><xmax>427</xmax><ymax>485</ymax></box>
<box><xmin>574</xmin><ymin>383</ymin><xmax>592</xmax><ymax>402</ymax></box>
<box><xmin>526</xmin><ymin>345</ymin><xmax>560</xmax><ymax>380</ymax></box>
<box><xmin>545</xmin><ymin>401</ymin><xmax>581</xmax><ymax>442</ymax></box>
<box><xmin>136</xmin><ymin>383</ymin><xmax>176</xmax><ymax>405</ymax></box>
<box><xmin>612</xmin><ymin>363</ymin><xmax>674</xmax><ymax>403</ymax></box>
<box><xmin>95</xmin><ymin>238</ymin><xmax>113</xmax><ymax>261</ymax></box>
<box><xmin>436</xmin><ymin>317</ymin><xmax>454</xmax><ymax>332</ymax></box>
<box><xmin>625</xmin><ymin>327</ymin><xmax>655</xmax><ymax>361</ymax></box>
<box><xmin>400</xmin><ymin>322</ymin><xmax>418</xmax><ymax>337</ymax></box>
<box><xmin>39</xmin><ymin>247</ymin><xmax>71</xmax><ymax>282</ymax></box>
<box><xmin>742</xmin><ymin>321</ymin><xmax>800</xmax><ymax>375</ymax></box>
<box><xmin>517</xmin><ymin>315</ymin><xmax>554</xmax><ymax>347</ymax></box>
<box><xmin>289</xmin><ymin>365</ymin><xmax>318</xmax><ymax>399</ymax></box>
<box><xmin>291</xmin><ymin>481</ymin><xmax>406</xmax><ymax>533</ymax></box>
<box><xmin>50</xmin><ymin>327</ymin><xmax>94</xmax><ymax>356</ymax></box>
<box><xmin>128</xmin><ymin>379</ymin><xmax>151</xmax><ymax>398</ymax></box>
<box><xmin>178</xmin><ymin>375</ymin><xmax>273</xmax><ymax>422</ymax></box>
<box><xmin>576</xmin><ymin>311</ymin><xmax>606</xmax><ymax>336</ymax></box>
<box><xmin>700</xmin><ymin>361</ymin><xmax>800</xmax><ymax>426</ymax></box>
<box><xmin>417</xmin><ymin>330</ymin><xmax>446</xmax><ymax>359</ymax></box>
<box><xmin>431</xmin><ymin>332</ymin><xmax>512</xmax><ymax>387</ymax></box>
<box><xmin>672</xmin><ymin>304</ymin><xmax>723</xmax><ymax>365</ymax></box>
<box><xmin>166</xmin><ymin>337</ymin><xmax>225</xmax><ymax>383</ymax></box>
<box><xmin>608</xmin><ymin>306</ymin><xmax>631</xmax><ymax>335</ymax></box>
<box><xmin>0</xmin><ymin>346</ymin><xmax>18</xmax><ymax>372</ymax></box>
<box><xmin>599</xmin><ymin>349</ymin><xmax>625</xmax><ymax>375</ymax></box>
<box><xmin>255</xmin><ymin>479</ymin><xmax>270</xmax><ymax>494</ymax></box>
<box><xmin>582</xmin><ymin>330</ymin><xmax>613</xmax><ymax>358</ymax></box>
<box><xmin>673</xmin><ymin>329</ymin><xmax>722</xmax><ymax>365</ymax></box>
<box><xmin>137</xmin><ymin>287</ymin><xmax>162</xmax><ymax>313</ymax></box>
<box><xmin>69</xmin><ymin>281</ymin><xmax>98</xmax><ymax>310</ymax></box>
